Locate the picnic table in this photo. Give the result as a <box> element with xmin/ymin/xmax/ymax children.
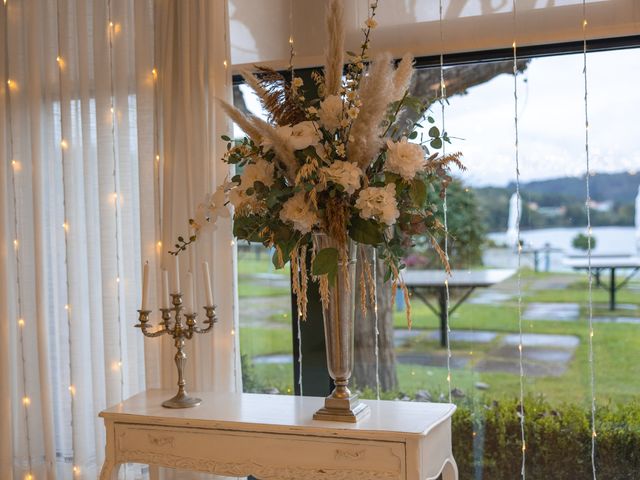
<box><xmin>563</xmin><ymin>255</ymin><xmax>640</xmax><ymax>310</ymax></box>
<box><xmin>402</xmin><ymin>269</ymin><xmax>516</xmax><ymax>347</ymax></box>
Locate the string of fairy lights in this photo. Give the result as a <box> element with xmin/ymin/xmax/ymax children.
<box><xmin>224</xmin><ymin>0</ymin><xmax>240</xmax><ymax>393</ymax></box>
<box><xmin>288</xmin><ymin>0</ymin><xmax>304</xmax><ymax>397</ymax></box>
<box><xmin>3</xmin><ymin>1</ymin><xmax>34</xmax><ymax>478</ymax></box>
<box><xmin>53</xmin><ymin>0</ymin><xmax>81</xmax><ymax>475</ymax></box>
<box><xmin>106</xmin><ymin>0</ymin><xmax>126</xmax><ymax>406</ymax></box>
<box><xmin>581</xmin><ymin>1</ymin><xmax>597</xmax><ymax>477</ymax></box>
<box><xmin>438</xmin><ymin>0</ymin><xmax>453</xmax><ymax>404</ymax></box>
<box><xmin>512</xmin><ymin>1</ymin><xmax>527</xmax><ymax>477</ymax></box>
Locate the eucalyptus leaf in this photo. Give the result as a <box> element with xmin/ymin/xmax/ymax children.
<box><xmin>312</xmin><ymin>247</ymin><xmax>339</xmax><ymax>284</ymax></box>
<box><xmin>410</xmin><ymin>178</ymin><xmax>427</xmax><ymax>207</ymax></box>
<box><xmin>349</xmin><ymin>216</ymin><xmax>385</xmax><ymax>246</ymax></box>
<box><xmin>430</xmin><ymin>137</ymin><xmax>443</xmax><ymax>149</ymax></box>
<box><xmin>428</xmin><ymin>126</ymin><xmax>440</xmax><ymax>138</ymax></box>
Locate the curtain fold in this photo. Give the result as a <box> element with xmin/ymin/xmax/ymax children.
<box><xmin>0</xmin><ymin>0</ymin><xmax>238</xmax><ymax>478</ymax></box>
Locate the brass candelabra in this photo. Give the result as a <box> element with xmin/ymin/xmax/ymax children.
<box><xmin>136</xmin><ymin>293</ymin><xmax>216</xmax><ymax>408</ymax></box>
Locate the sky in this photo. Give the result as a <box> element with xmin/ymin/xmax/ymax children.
<box><xmin>434</xmin><ymin>48</ymin><xmax>640</xmax><ymax>187</ymax></box>
<box><xmin>239</xmin><ymin>47</ymin><xmax>640</xmax><ymax>188</ymax></box>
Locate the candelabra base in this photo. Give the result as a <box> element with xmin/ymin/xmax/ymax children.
<box><xmin>162</xmin><ymin>392</ymin><xmax>202</xmax><ymax>409</ymax></box>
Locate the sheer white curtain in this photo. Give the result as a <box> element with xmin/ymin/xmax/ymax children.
<box><xmin>0</xmin><ymin>0</ymin><xmax>238</xmax><ymax>478</ymax></box>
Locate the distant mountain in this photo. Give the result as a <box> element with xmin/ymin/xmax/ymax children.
<box><xmin>476</xmin><ymin>171</ymin><xmax>639</xmax><ymax>231</ymax></box>
<box><xmin>506</xmin><ymin>172</ymin><xmax>640</xmax><ymax>203</ymax></box>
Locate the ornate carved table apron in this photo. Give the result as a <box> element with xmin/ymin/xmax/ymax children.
<box><xmin>99</xmin><ymin>389</ymin><xmax>458</xmax><ymax>480</ymax></box>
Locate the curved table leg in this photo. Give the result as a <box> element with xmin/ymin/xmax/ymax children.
<box><xmin>99</xmin><ymin>460</ymin><xmax>121</xmax><ymax>480</ymax></box>
<box><xmin>441</xmin><ymin>458</ymin><xmax>458</xmax><ymax>480</ymax></box>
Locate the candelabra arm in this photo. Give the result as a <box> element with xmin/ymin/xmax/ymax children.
<box><xmin>192</xmin><ymin>305</ymin><xmax>217</xmax><ymax>334</ymax></box>
<box><xmin>136</xmin><ymin>310</ymin><xmax>168</xmax><ymax>338</ymax></box>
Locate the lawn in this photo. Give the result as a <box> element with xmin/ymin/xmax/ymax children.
<box><xmin>238</xmin><ymin>252</ymin><xmax>640</xmax><ymax>406</ymax></box>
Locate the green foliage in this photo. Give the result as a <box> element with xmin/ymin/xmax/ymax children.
<box><xmin>312</xmin><ymin>248</ymin><xmax>339</xmax><ymax>284</ymax></box>
<box><xmin>572</xmin><ymin>232</ymin><xmax>596</xmax><ymax>251</ymax></box>
<box><xmin>416</xmin><ymin>179</ymin><xmax>486</xmax><ymax>267</ymax></box>
<box><xmin>452</xmin><ymin>397</ymin><xmax>640</xmax><ymax>479</ymax></box>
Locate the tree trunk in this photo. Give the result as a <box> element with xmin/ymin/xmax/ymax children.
<box><xmin>353</xmin><ymin>247</ymin><xmax>398</xmax><ymax>392</ymax></box>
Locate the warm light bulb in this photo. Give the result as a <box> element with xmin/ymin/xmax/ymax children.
<box><xmin>109</xmin><ymin>21</ymin><xmax>114</xmax><ymax>28</ymax></box>
<box><xmin>22</xmin><ymin>396</ymin><xmax>30</xmax><ymax>406</ymax></box>
<box><xmin>25</xmin><ymin>474</ymin><xmax>33</xmax><ymax>480</ymax></box>
<box><xmin>64</xmin><ymin>304</ymin><xmax>69</xmax><ymax>311</ymax></box>
<box><xmin>110</xmin><ymin>106</ymin><xmax>114</xmax><ymax>114</ymax></box>
<box><xmin>230</xmin><ymin>329</ymin><xmax>235</xmax><ymax>336</ymax></box>
<box><xmin>152</xmin><ymin>68</ymin><xmax>158</xmax><ymax>80</ymax></box>
<box><xmin>68</xmin><ymin>385</ymin><xmax>76</xmax><ymax>395</ymax></box>
<box><xmin>289</xmin><ymin>36</ymin><xmax>294</xmax><ymax>45</ymax></box>
<box><xmin>223</xmin><ymin>60</ymin><xmax>228</xmax><ymax>68</ymax></box>
<box><xmin>62</xmin><ymin>222</ymin><xmax>69</xmax><ymax>231</ymax></box>
<box><xmin>116</xmin><ymin>276</ymin><xmax>120</xmax><ymax>283</ymax></box>
<box><xmin>60</xmin><ymin>139</ymin><xmax>68</xmax><ymax>149</ymax></box>
<box><xmin>112</xmin><ymin>361</ymin><xmax>122</xmax><ymax>371</ymax></box>
<box><xmin>6</xmin><ymin>79</ymin><xmax>12</xmax><ymax>87</ymax></box>
<box><xmin>72</xmin><ymin>465</ymin><xmax>80</xmax><ymax>475</ymax></box>
<box><xmin>13</xmin><ymin>239</ymin><xmax>18</xmax><ymax>248</ymax></box>
<box><xmin>155</xmin><ymin>154</ymin><xmax>160</xmax><ymax>162</ymax></box>
<box><xmin>18</xmin><ymin>318</ymin><xmax>24</xmax><ymax>327</ymax></box>
<box><xmin>156</xmin><ymin>241</ymin><xmax>162</xmax><ymax>248</ymax></box>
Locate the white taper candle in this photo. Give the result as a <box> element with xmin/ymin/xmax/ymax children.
<box><xmin>184</xmin><ymin>271</ymin><xmax>194</xmax><ymax>314</ymax></box>
<box><xmin>161</xmin><ymin>269</ymin><xmax>170</xmax><ymax>309</ymax></box>
<box><xmin>172</xmin><ymin>254</ymin><xmax>181</xmax><ymax>294</ymax></box>
<box><xmin>202</xmin><ymin>261</ymin><xmax>213</xmax><ymax>306</ymax></box>
<box><xmin>141</xmin><ymin>261</ymin><xmax>150</xmax><ymax>310</ymax></box>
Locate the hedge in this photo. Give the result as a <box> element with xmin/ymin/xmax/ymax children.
<box><xmin>452</xmin><ymin>397</ymin><xmax>640</xmax><ymax>479</ymax></box>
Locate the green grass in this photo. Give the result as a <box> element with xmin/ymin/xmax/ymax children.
<box><xmin>240</xmin><ymin>326</ymin><xmax>292</xmax><ymax>357</ymax></box>
<box><xmin>237</xmin><ymin>253</ymin><xmax>640</xmax><ymax>405</ymax></box>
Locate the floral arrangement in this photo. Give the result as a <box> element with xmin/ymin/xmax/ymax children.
<box><xmin>172</xmin><ymin>0</ymin><xmax>463</xmax><ymax>323</ymax></box>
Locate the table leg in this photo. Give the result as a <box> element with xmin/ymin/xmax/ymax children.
<box><xmin>441</xmin><ymin>458</ymin><xmax>459</xmax><ymax>480</ymax></box>
<box><xmin>439</xmin><ymin>288</ymin><xmax>447</xmax><ymax>348</ymax></box>
<box><xmin>99</xmin><ymin>460</ymin><xmax>120</xmax><ymax>480</ymax></box>
<box><xmin>610</xmin><ymin>268</ymin><xmax>616</xmax><ymax>311</ymax></box>
<box><xmin>149</xmin><ymin>464</ymin><xmax>160</xmax><ymax>480</ymax></box>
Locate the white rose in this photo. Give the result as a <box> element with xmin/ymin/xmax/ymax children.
<box><xmin>385</xmin><ymin>137</ymin><xmax>426</xmax><ymax>181</ymax></box>
<box><xmin>289</xmin><ymin>121</ymin><xmax>321</xmax><ymax>151</ymax></box>
<box><xmin>321</xmin><ymin>160</ymin><xmax>362</xmax><ymax>195</ymax></box>
<box><xmin>355</xmin><ymin>184</ymin><xmax>400</xmax><ymax>226</ymax></box>
<box><xmin>318</xmin><ymin>94</ymin><xmax>343</xmax><ymax>132</ymax></box>
<box><xmin>241</xmin><ymin>159</ymin><xmax>275</xmax><ymax>188</ymax></box>
<box><xmin>279</xmin><ymin>191</ymin><xmax>319</xmax><ymax>234</ymax></box>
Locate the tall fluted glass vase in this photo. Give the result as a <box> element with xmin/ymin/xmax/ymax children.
<box><xmin>312</xmin><ymin>233</ymin><xmax>370</xmax><ymax>422</ymax></box>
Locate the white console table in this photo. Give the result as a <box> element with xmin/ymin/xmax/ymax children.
<box><xmin>99</xmin><ymin>389</ymin><xmax>458</xmax><ymax>480</ymax></box>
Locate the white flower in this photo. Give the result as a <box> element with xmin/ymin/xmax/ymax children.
<box><xmin>191</xmin><ymin>185</ymin><xmax>230</xmax><ymax>234</ymax></box>
<box><xmin>289</xmin><ymin>121</ymin><xmax>321</xmax><ymax>151</ymax></box>
<box><xmin>228</xmin><ymin>186</ymin><xmax>251</xmax><ymax>210</ymax></box>
<box><xmin>279</xmin><ymin>191</ymin><xmax>319</xmax><ymax>234</ymax></box>
<box><xmin>241</xmin><ymin>159</ymin><xmax>275</xmax><ymax>188</ymax></box>
<box><xmin>365</xmin><ymin>17</ymin><xmax>378</xmax><ymax>29</ymax></box>
<box><xmin>322</xmin><ymin>160</ymin><xmax>362</xmax><ymax>195</ymax></box>
<box><xmin>355</xmin><ymin>184</ymin><xmax>400</xmax><ymax>226</ymax></box>
<box><xmin>385</xmin><ymin>137</ymin><xmax>426</xmax><ymax>181</ymax></box>
<box><xmin>318</xmin><ymin>95</ymin><xmax>343</xmax><ymax>132</ymax></box>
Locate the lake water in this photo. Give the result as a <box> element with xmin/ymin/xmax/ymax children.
<box><xmin>486</xmin><ymin>226</ymin><xmax>639</xmax><ymax>271</ymax></box>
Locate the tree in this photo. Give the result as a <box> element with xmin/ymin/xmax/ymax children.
<box><xmin>572</xmin><ymin>233</ymin><xmax>596</xmax><ymax>251</ymax></box>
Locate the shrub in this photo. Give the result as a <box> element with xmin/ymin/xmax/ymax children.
<box><xmin>452</xmin><ymin>396</ymin><xmax>640</xmax><ymax>479</ymax></box>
